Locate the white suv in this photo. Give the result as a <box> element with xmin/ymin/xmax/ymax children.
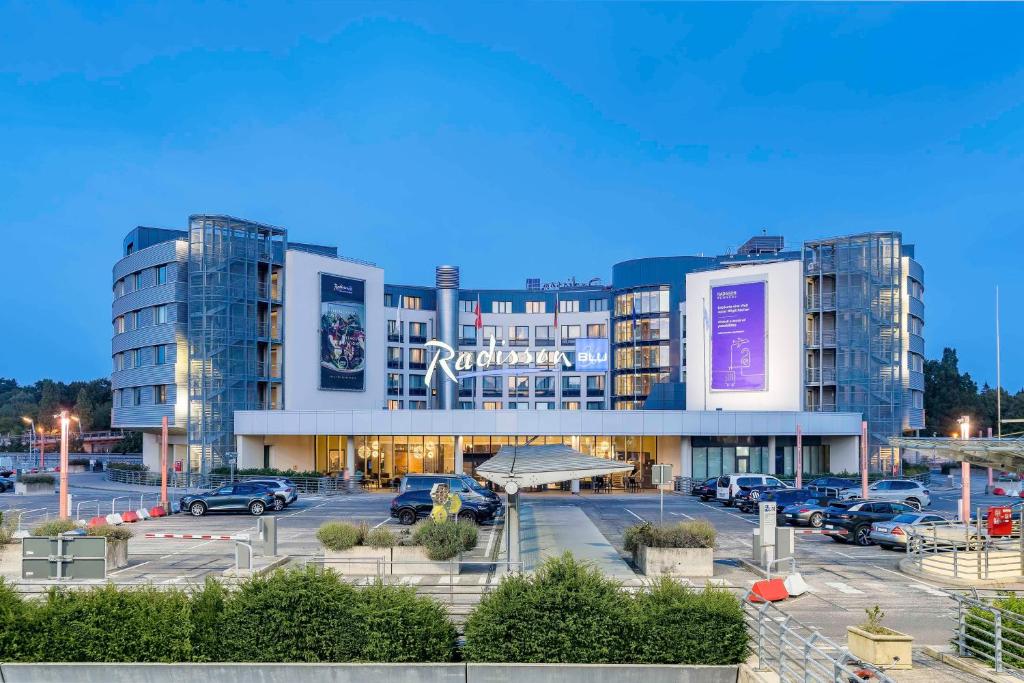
<box><xmin>843</xmin><ymin>479</ymin><xmax>931</xmax><ymax>509</ymax></box>
<box><xmin>716</xmin><ymin>474</ymin><xmax>789</xmax><ymax>507</ymax></box>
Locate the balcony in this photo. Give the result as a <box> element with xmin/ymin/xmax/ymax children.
<box><xmin>535</xmin><ymin>338</ymin><xmax>555</xmax><ymax>347</ymax></box>
<box><xmin>257</xmin><ymin>321</ymin><xmax>281</xmax><ymax>340</ymax></box>
<box><xmin>388</xmin><ymin>333</ymin><xmax>404</xmax><ymax>343</ymax></box>
<box><xmin>256</xmin><ymin>281</ymin><xmax>282</xmax><ymax>301</ymax></box>
<box><xmin>257</xmin><ymin>361</ymin><xmax>282</xmax><ymax>379</ymax></box>
<box><xmin>805</xmin><ymin>292</ymin><xmax>836</xmax><ymax>310</ymax></box>
<box><xmin>805</xmin><ymin>367</ymin><xmax>820</xmax><ymax>383</ymax></box>
<box><xmin>805</xmin><ymin>330</ymin><xmax>837</xmax><ymax>347</ymax></box>
<box><xmin>804</xmin><ymin>256</ymin><xmax>836</xmax><ymax>274</ymax></box>
<box><xmin>808</xmin><ymin>401</ymin><xmax>837</xmax><ymax>412</ymax></box>
<box><xmin>387</xmin><ymin>360</ymin><xmax>403</xmax><ymax>369</ymax></box>
<box><xmin>459</xmin><ymin>337</ymin><xmax>477</xmax><ymax>346</ymax></box>
<box><xmin>409</xmin><ymin>335</ymin><xmax>427</xmax><ymax>345</ymax></box>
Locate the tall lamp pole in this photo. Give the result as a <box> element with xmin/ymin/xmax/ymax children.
<box><xmin>20</xmin><ymin>417</ymin><xmax>34</xmax><ymax>466</ymax></box>
<box><xmin>38</xmin><ymin>426</ymin><xmax>45</xmax><ymax>470</ymax></box>
<box><xmin>56</xmin><ymin>410</ymin><xmax>78</xmax><ymax>518</ymax></box>
<box><xmin>959</xmin><ymin>415</ymin><xmax>971</xmax><ymax>523</ymax></box>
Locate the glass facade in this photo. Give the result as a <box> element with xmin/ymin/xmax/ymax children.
<box><xmin>611</xmin><ymin>286</ymin><xmax>671</xmax><ymax>409</ymax></box>
<box><xmin>689</xmin><ymin>436</ymin><xmax>831</xmax><ymax>479</ymax></box>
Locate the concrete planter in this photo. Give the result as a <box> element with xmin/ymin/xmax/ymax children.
<box><xmin>322</xmin><ymin>546</ymin><xmax>390</xmax><ymax>576</ymax></box>
<box><xmin>106</xmin><ymin>538</ymin><xmax>129</xmax><ymax>569</ymax></box>
<box><xmin>0</xmin><ymin>547</ymin><xmax>21</xmax><ymax>578</ymax></box>
<box><xmin>847</xmin><ymin>625</ymin><xmax>913</xmax><ymax>670</ymax></box>
<box><xmin>637</xmin><ymin>545</ymin><xmax>714</xmax><ymax>578</ymax></box>
<box><xmin>14</xmin><ymin>482</ymin><xmax>53</xmax><ymax>496</ymax></box>
<box><xmin>66</xmin><ymin>465</ymin><xmax>88</xmax><ymax>474</ymax></box>
<box><xmin>392</xmin><ymin>545</ymin><xmax>460</xmax><ymax>576</ymax></box>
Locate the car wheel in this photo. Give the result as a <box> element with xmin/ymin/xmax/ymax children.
<box><xmin>272</xmin><ymin>497</ymin><xmax>285</xmax><ymax>512</ymax></box>
<box><xmin>189</xmin><ymin>502</ymin><xmax>206</xmax><ymax>517</ymax></box>
<box><xmin>906</xmin><ymin>498</ymin><xmax>922</xmax><ymax>510</ymax></box>
<box><xmin>809</xmin><ymin>512</ymin><xmax>824</xmax><ymax>528</ymax></box>
<box><xmin>854</xmin><ymin>526</ymin><xmax>872</xmax><ymax>546</ymax></box>
<box><xmin>457</xmin><ymin>510</ymin><xmax>476</xmax><ymax>523</ymax></box>
<box><xmin>249</xmin><ymin>501</ymin><xmax>266</xmax><ymax>516</ymax></box>
<box><xmin>830</xmin><ymin>535</ymin><xmax>847</xmax><ymax>544</ymax></box>
<box><xmin>398</xmin><ymin>509</ymin><xmax>416</xmax><ymax>525</ymax></box>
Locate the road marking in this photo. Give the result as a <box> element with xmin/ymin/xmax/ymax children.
<box><xmin>907</xmin><ymin>583</ymin><xmax>949</xmax><ymax>598</ymax></box>
<box><xmin>624</xmin><ymin>508</ymin><xmax>646</xmax><ymax>522</ymax></box>
<box><xmin>483</xmin><ymin>524</ymin><xmax>497</xmax><ymax>558</ymax></box>
<box><xmin>830</xmin><ymin>550</ymin><xmax>856</xmax><ymax>559</ymax></box>
<box><xmin>398</xmin><ymin>576</ymin><xmax>422</xmax><ymax>585</ymax></box>
<box><xmin>669</xmin><ymin>511</ymin><xmax>695</xmax><ymax>520</ymax></box>
<box><xmin>868</xmin><ymin>564</ymin><xmax>950</xmax><ymax>592</ymax></box>
<box><xmin>372</xmin><ymin>518</ymin><xmax>391</xmax><ymax>529</ymax></box>
<box><xmin>824</xmin><ymin>581</ymin><xmax>864</xmax><ymax>595</ymax></box>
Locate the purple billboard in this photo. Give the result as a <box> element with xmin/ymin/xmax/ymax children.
<box><xmin>710</xmin><ymin>281</ymin><xmax>766</xmax><ymax>391</ymax></box>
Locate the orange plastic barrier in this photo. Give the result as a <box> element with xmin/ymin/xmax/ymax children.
<box><xmin>120</xmin><ymin>511</ymin><xmax>140</xmax><ymax>523</ymax></box>
<box><xmin>747</xmin><ymin>578</ymin><xmax>789</xmax><ymax>603</ymax></box>
<box><xmin>87</xmin><ymin>516</ymin><xmax>107</xmax><ymax>528</ymax></box>
<box><xmin>149</xmin><ymin>506</ymin><xmax>167</xmax><ymax>518</ymax></box>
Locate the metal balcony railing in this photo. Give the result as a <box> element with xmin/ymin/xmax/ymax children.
<box><xmin>805</xmin><ymin>292</ymin><xmax>837</xmax><ymax>309</ymax></box>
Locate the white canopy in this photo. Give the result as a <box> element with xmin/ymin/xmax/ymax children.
<box><xmin>475</xmin><ymin>444</ymin><xmax>635</xmax><ymax>489</ymax></box>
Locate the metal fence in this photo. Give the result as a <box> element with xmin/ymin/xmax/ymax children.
<box><xmin>952</xmin><ymin>590</ymin><xmax>1024</xmax><ymax>677</ymax></box>
<box><xmin>744</xmin><ymin>599</ymin><xmax>894</xmax><ymax>682</ymax></box>
<box><xmin>906</xmin><ymin>508</ymin><xmax>1024</xmax><ymax>581</ymax></box>
<box><xmin>103</xmin><ymin>468</ymin><xmax>358</xmax><ymax>496</ymax></box>
<box><xmin>674</xmin><ymin>471</ymin><xmax>932</xmax><ymax>495</ymax></box>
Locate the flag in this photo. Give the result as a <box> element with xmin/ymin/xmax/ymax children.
<box><xmin>474</xmin><ymin>295</ymin><xmax>482</xmax><ymax>330</ymax></box>
<box><xmin>554</xmin><ymin>292</ymin><xmax>559</xmax><ymax>330</ymax></box>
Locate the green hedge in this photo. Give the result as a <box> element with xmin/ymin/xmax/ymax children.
<box><xmin>211</xmin><ymin>467</ymin><xmax>323</xmax><ymax>478</ymax></box>
<box><xmin>962</xmin><ymin>595</ymin><xmax>1024</xmax><ymax>669</ymax></box>
<box><xmin>17</xmin><ymin>473</ymin><xmax>54</xmax><ymax>485</ymax></box>
<box><xmin>463</xmin><ymin>553</ymin><xmax>748</xmax><ymax>664</ymax></box>
<box><xmin>105</xmin><ymin>462</ymin><xmax>148</xmax><ymax>472</ymax></box>
<box><xmin>623</xmin><ymin>521</ymin><xmax>716</xmax><ymax>554</ymax></box>
<box><xmin>412</xmin><ymin>519</ymin><xmax>478</xmax><ymax>561</ymax></box>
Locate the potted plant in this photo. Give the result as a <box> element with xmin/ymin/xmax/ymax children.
<box><xmin>847</xmin><ymin>606</ymin><xmax>913</xmax><ymax>670</ymax></box>
<box><xmin>15</xmin><ymin>473</ymin><xmax>55</xmax><ymax>496</ymax></box>
<box><xmin>392</xmin><ymin>519</ymin><xmax>478</xmax><ymax>576</ymax></box>
<box><xmin>317</xmin><ymin>521</ymin><xmax>393</xmax><ymax>575</ymax></box>
<box><xmin>66</xmin><ymin>458</ymin><xmax>90</xmax><ymax>474</ymax></box>
<box><xmin>88</xmin><ymin>524</ymin><xmax>132</xmax><ymax>569</ymax></box>
<box><xmin>624</xmin><ymin>520</ymin><xmax>716</xmax><ymax>577</ymax></box>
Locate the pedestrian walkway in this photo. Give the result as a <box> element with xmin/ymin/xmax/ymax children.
<box><xmin>520</xmin><ymin>502</ymin><xmax>637</xmax><ymax>581</ymax></box>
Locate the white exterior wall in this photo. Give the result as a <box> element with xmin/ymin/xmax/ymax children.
<box><xmin>141</xmin><ymin>431</ymin><xmax>187</xmax><ymax>471</ymax></box>
<box><xmin>283</xmin><ymin>250</ymin><xmax>386</xmax><ymax>412</ymax></box>
<box><xmin>237</xmin><ymin>434</ymin><xmax>316</xmax><ymax>472</ymax></box>
<box><xmin>685</xmin><ymin>260</ymin><xmax>804</xmax><ymax>412</ymax></box>
<box><xmin>824</xmin><ymin>435</ymin><xmax>860</xmax><ymax>473</ymax></box>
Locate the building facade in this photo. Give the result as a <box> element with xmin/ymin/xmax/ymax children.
<box><xmin>111</xmin><ymin>218</ymin><xmax>923</xmax><ymax>481</ymax></box>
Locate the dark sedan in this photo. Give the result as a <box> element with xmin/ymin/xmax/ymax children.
<box><xmin>739</xmin><ymin>488</ymin><xmax>819</xmax><ymax>518</ymax></box>
<box><xmin>780</xmin><ymin>495</ymin><xmax>842</xmax><ymax>528</ymax></box>
<box><xmin>0</xmin><ymin>476</ymin><xmax>13</xmax><ymax>493</ymax></box>
<box><xmin>690</xmin><ymin>477</ymin><xmax>718</xmax><ymax>501</ymax></box>
<box><xmin>179</xmin><ymin>482</ymin><xmax>276</xmax><ymax>517</ymax></box>
<box><xmin>822</xmin><ymin>500</ymin><xmax>917</xmax><ymax>546</ymax></box>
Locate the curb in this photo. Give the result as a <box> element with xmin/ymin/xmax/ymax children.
<box><xmin>222</xmin><ymin>555</ymin><xmax>291</xmax><ymax>579</ymax></box>
<box><xmin>921</xmin><ymin>645</ymin><xmax>1019</xmax><ymax>682</ymax></box>
<box><xmin>896</xmin><ymin>557</ymin><xmax>1024</xmax><ymax>588</ymax></box>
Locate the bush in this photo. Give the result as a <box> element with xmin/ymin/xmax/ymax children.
<box><xmin>356</xmin><ymin>582</ymin><xmax>456</xmax><ymax>662</ymax></box>
<box><xmin>962</xmin><ymin>595</ymin><xmax>1024</xmax><ymax>668</ymax></box>
<box><xmin>67</xmin><ymin>458</ymin><xmax>90</xmax><ymax>467</ymax></box>
<box><xmin>211</xmin><ymin>466</ymin><xmax>323</xmax><ymax>478</ymax></box>
<box><xmin>31</xmin><ymin>518</ymin><xmax>77</xmax><ymax>537</ymax></box>
<box><xmin>219</xmin><ymin>566</ymin><xmax>363</xmax><ymax>662</ymax></box>
<box><xmin>412</xmin><ymin>519</ymin><xmax>479</xmax><ymax>561</ymax></box>
<box><xmin>189</xmin><ymin>578</ymin><xmax>228</xmax><ymax>663</ymax></box>
<box><xmin>87</xmin><ymin>524</ymin><xmax>133</xmax><ymax>541</ymax></box>
<box><xmin>630</xmin><ymin>578</ymin><xmax>747</xmax><ymax>664</ymax></box>
<box><xmin>18</xmin><ymin>473</ymin><xmax>55</xmax><ymax>486</ymax></box>
<box><xmin>317</xmin><ymin>522</ymin><xmax>363</xmax><ymax>551</ymax></box>
<box><xmin>624</xmin><ymin>520</ymin><xmax>716</xmax><ymax>554</ymax></box>
<box><xmin>364</xmin><ymin>526</ymin><xmax>398</xmax><ymax>548</ymax></box>
<box><xmin>464</xmin><ymin>553</ymin><xmax>632</xmax><ymax>663</ymax></box>
<box><xmin>105</xmin><ymin>462</ymin><xmax>147</xmax><ymax>472</ymax></box>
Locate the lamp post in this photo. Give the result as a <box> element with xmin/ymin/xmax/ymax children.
<box><xmin>958</xmin><ymin>415</ymin><xmax>971</xmax><ymax>523</ymax></box>
<box><xmin>55</xmin><ymin>410</ymin><xmax>78</xmax><ymax>519</ymax></box>
<box><xmin>38</xmin><ymin>426</ymin><xmax>45</xmax><ymax>470</ymax></box>
<box><xmin>20</xmin><ymin>417</ymin><xmax>34</xmax><ymax>465</ymax></box>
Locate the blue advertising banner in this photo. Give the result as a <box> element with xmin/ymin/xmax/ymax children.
<box><xmin>710</xmin><ymin>281</ymin><xmax>766</xmax><ymax>391</ymax></box>
<box><xmin>576</xmin><ymin>338</ymin><xmax>609</xmax><ymax>372</ymax></box>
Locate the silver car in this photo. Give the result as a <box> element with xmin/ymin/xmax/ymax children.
<box><xmin>841</xmin><ymin>479</ymin><xmax>931</xmax><ymax>509</ymax></box>
<box><xmin>869</xmin><ymin>512</ymin><xmax>948</xmax><ymax>549</ymax></box>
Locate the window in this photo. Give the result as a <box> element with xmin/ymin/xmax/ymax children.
<box><xmin>388</xmin><ymin>320</ymin><xmax>403</xmax><ymax>341</ymax></box>
<box><xmin>482</xmin><ymin>375</ymin><xmax>502</xmax><ymax>397</ymax></box>
<box><xmin>154</xmin><ymin>305</ymin><xmax>168</xmax><ymax>324</ymax></box>
<box><xmin>561</xmin><ymin>401</ymin><xmax>581</xmax><ymax>410</ymax></box>
<box><xmin>535</xmin><ymin>401</ymin><xmax>555</xmax><ymax>410</ymax></box>
<box><xmin>113</xmin><ymin>353</ymin><xmax>123</xmax><ymax>371</ymax></box>
<box><xmin>132</xmin><ymin>387</ymin><xmax>141</xmax><ymax>406</ymax></box>
<box><xmin>459</xmin><ymin>376</ymin><xmax>476</xmax><ymax>397</ymax></box>
<box><xmin>132</xmin><ymin>348</ymin><xmax>142</xmax><ymax>368</ymax></box>
<box><xmin>559</xmin><ymin>299</ymin><xmax>579</xmax><ymax>314</ymax></box>
<box><xmin>508</xmin><ymin>375</ymin><xmax>529</xmax><ymax>397</ymax></box>
<box><xmin>483</xmin><ymin>401</ymin><xmax>502</xmax><ymax>410</ymax></box>
<box><xmin>409</xmin><ymin>321</ymin><xmax>426</xmax><ymax>342</ymax></box>
<box><xmin>460</xmin><ymin>300</ymin><xmax>475</xmax><ymax>313</ymax></box>
<box><xmin>586</xmin><ymin>323</ymin><xmax>607</xmax><ymax>338</ymax></box>
<box><xmin>131</xmin><ymin>272</ymin><xmax>141</xmax><ymax>290</ymax></box>
<box><xmin>155</xmin><ymin>385</ymin><xmax>168</xmax><ymax>404</ymax></box>
<box><xmin>534</xmin><ymin>325</ymin><xmax>554</xmax><ymax>346</ymax></box>
<box><xmin>614</xmin><ymin>288</ymin><xmax>669</xmax><ymax>315</ymax></box>
<box><xmin>409</xmin><ymin>347</ymin><xmax>426</xmax><ymax>369</ymax></box>
<box><xmin>482</xmin><ymin>325</ymin><xmax>502</xmax><ymax>341</ymax></box>
<box><xmin>128</xmin><ymin>311</ymin><xmax>138</xmax><ymax>330</ymax></box>
<box><xmin>563</xmin><ymin>351</ymin><xmax>575</xmax><ymax>370</ymax></box>
<box><xmin>534</xmin><ymin>376</ymin><xmax>554</xmax><ymax>397</ymax></box>
<box><xmin>409</xmin><ymin>374</ymin><xmax>427</xmax><ymax>396</ymax></box>
<box><xmin>114</xmin><ymin>279</ymin><xmax>124</xmax><ymax>298</ymax></box>
<box><xmin>156</xmin><ymin>265</ymin><xmax>167</xmax><ymax>285</ymax></box>
<box><xmin>155</xmin><ymin>345</ymin><xmax>167</xmax><ymax>365</ymax></box>
<box><xmin>560</xmin><ymin>324</ymin><xmax>581</xmax><ymax>342</ymax></box>
<box><xmin>387</xmin><ymin>399</ymin><xmax>403</xmax><ymax>410</ymax></box>
<box><xmin>510</xmin><ymin>326</ymin><xmax>529</xmax><ymax>346</ymax></box>
<box><xmin>384</xmin><ymin>292</ymin><xmax>394</xmax><ymax>307</ymax></box>
<box><xmin>409</xmin><ymin>400</ymin><xmax>427</xmax><ymax>410</ymax></box>
<box><xmin>460</xmin><ymin>324</ymin><xmax>477</xmax><ymax>344</ymax></box>
<box><xmin>114</xmin><ymin>316</ymin><xmax>125</xmax><ymax>334</ymax></box>
<box><xmin>492</xmin><ymin>301</ymin><xmax>511</xmax><ymax>314</ymax></box>
<box><xmin>387</xmin><ymin>373</ymin><xmax>403</xmax><ymax>395</ymax></box>
<box><xmin>526</xmin><ymin>301</ymin><xmax>546</xmax><ymax>314</ymax></box>
<box><xmin>113</xmin><ymin>389</ymin><xmax>121</xmax><ymax>407</ymax></box>
<box><xmin>402</xmin><ymin>295</ymin><xmax>422</xmax><ymax>310</ymax></box>
<box><xmin>562</xmin><ymin>375</ymin><xmax>581</xmax><ymax>396</ymax></box>
<box><xmin>508</xmin><ymin>401</ymin><xmax>530</xmax><ymax>410</ymax></box>
<box><xmin>586</xmin><ymin>375</ymin><xmax>605</xmax><ymax>395</ymax></box>
<box><xmin>587</xmin><ymin>401</ymin><xmax>604</xmax><ymax>410</ymax></box>
<box><xmin>589</xmin><ymin>298</ymin><xmax>608</xmax><ymax>312</ymax></box>
<box><xmin>387</xmin><ymin>347</ymin><xmax>403</xmax><ymax>369</ymax></box>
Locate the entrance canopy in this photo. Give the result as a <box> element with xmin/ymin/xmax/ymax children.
<box><xmin>476</xmin><ymin>444</ymin><xmax>634</xmax><ymax>489</ymax></box>
<box><xmin>891</xmin><ymin>436</ymin><xmax>1024</xmax><ymax>471</ymax></box>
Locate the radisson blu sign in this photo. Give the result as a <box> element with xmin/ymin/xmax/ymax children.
<box><xmin>424</xmin><ymin>336</ymin><xmax>608</xmax><ymax>385</ymax></box>
<box><xmin>575</xmin><ymin>338</ymin><xmax>609</xmax><ymax>372</ymax></box>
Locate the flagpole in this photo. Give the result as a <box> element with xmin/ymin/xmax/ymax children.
<box><xmin>997</xmin><ymin>285</ymin><xmax>1002</xmax><ymax>439</ymax></box>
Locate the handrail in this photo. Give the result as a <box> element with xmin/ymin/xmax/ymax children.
<box><xmin>951</xmin><ymin>590</ymin><xmax>1024</xmax><ymax>675</ymax></box>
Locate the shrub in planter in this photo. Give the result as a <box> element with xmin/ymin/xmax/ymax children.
<box><xmin>17</xmin><ymin>473</ymin><xmax>55</xmax><ymax>486</ymax></box>
<box><xmin>412</xmin><ymin>519</ymin><xmax>478</xmax><ymax>561</ymax></box>
<box><xmin>624</xmin><ymin>520</ymin><xmax>716</xmax><ymax>553</ymax></box>
<box><xmin>364</xmin><ymin>526</ymin><xmax>398</xmax><ymax>548</ymax></box>
<box><xmin>68</xmin><ymin>458</ymin><xmax>91</xmax><ymax>467</ymax></box>
<box><xmin>88</xmin><ymin>524</ymin><xmax>133</xmax><ymax>568</ymax></box>
<box><xmin>219</xmin><ymin>566</ymin><xmax>362</xmax><ymax>662</ymax></box>
<box><xmin>630</xmin><ymin>578</ymin><xmax>747</xmax><ymax>664</ymax></box>
<box><xmin>31</xmin><ymin>518</ymin><xmax>77</xmax><ymax>537</ymax></box>
<box><xmin>105</xmin><ymin>463</ymin><xmax>147</xmax><ymax>472</ymax></box>
<box><xmin>356</xmin><ymin>581</ymin><xmax>456</xmax><ymax>662</ymax></box>
<box><xmin>464</xmin><ymin>553</ymin><xmax>631</xmax><ymax>663</ymax></box>
<box><xmin>316</xmin><ymin>522</ymin><xmax>365</xmax><ymax>551</ymax></box>
<box><xmin>87</xmin><ymin>524</ymin><xmax>133</xmax><ymax>542</ymax></box>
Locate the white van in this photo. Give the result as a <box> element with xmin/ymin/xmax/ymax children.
<box><xmin>716</xmin><ymin>473</ymin><xmax>789</xmax><ymax>506</ymax></box>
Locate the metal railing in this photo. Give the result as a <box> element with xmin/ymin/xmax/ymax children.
<box><xmin>906</xmin><ymin>508</ymin><xmax>1024</xmax><ymax>581</ymax></box>
<box><xmin>104</xmin><ymin>468</ymin><xmax>359</xmax><ymax>496</ymax></box>
<box><xmin>952</xmin><ymin>590</ymin><xmax>1024</xmax><ymax>677</ymax></box>
<box><xmin>745</xmin><ymin>599</ymin><xmax>894</xmax><ymax>682</ymax></box>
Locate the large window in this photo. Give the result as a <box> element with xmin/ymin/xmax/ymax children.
<box><xmin>586</xmin><ymin>323</ymin><xmax>607</xmax><ymax>338</ymax></box>
<box><xmin>154</xmin><ymin>305</ymin><xmax>168</xmax><ymax>324</ymax></box>
<box><xmin>535</xmin><ymin>325</ymin><xmax>554</xmax><ymax>346</ymax></box>
<box><xmin>534</xmin><ymin>376</ymin><xmax>554</xmax><ymax>397</ymax></box>
<box><xmin>459</xmin><ymin>376</ymin><xmax>476</xmax><ymax>397</ymax></box>
<box><xmin>587</xmin><ymin>374</ymin><xmax>605</xmax><ymax>395</ymax></box>
<box><xmin>482</xmin><ymin>325</ymin><xmax>502</xmax><ymax>341</ymax></box>
<box><xmin>560</xmin><ymin>324</ymin><xmax>581</xmax><ymax>342</ymax></box>
<box><xmin>510</xmin><ymin>326</ymin><xmax>529</xmax><ymax>346</ymax></box>
<box><xmin>156</xmin><ymin>265</ymin><xmax>167</xmax><ymax>285</ymax></box>
<box><xmin>460</xmin><ymin>300</ymin><xmax>475</xmax><ymax>313</ymax></box>
<box><xmin>614</xmin><ymin>288</ymin><xmax>669</xmax><ymax>316</ymax></box>
<box><xmin>409</xmin><ymin>347</ymin><xmax>426</xmax><ymax>369</ymax></box>
<box><xmin>483</xmin><ymin>401</ymin><xmax>502</xmax><ymax>410</ymax></box>
<box><xmin>492</xmin><ymin>301</ymin><xmax>511</xmax><ymax>314</ymax></box>
<box><xmin>562</xmin><ymin>375</ymin><xmax>581</xmax><ymax>397</ymax></box>
<box><xmin>559</xmin><ymin>299</ymin><xmax>579</xmax><ymax>313</ymax></box>
<box><xmin>615</xmin><ymin>344</ymin><xmax>671</xmax><ymax>369</ymax></box>
<box><xmin>482</xmin><ymin>375</ymin><xmax>502</xmax><ymax>397</ymax></box>
<box><xmin>460</xmin><ymin>324</ymin><xmax>477</xmax><ymax>345</ymax></box>
<box><xmin>387</xmin><ymin>347</ymin><xmax>403</xmax><ymax>369</ymax></box>
<box><xmin>155</xmin><ymin>344</ymin><xmax>167</xmax><ymax>365</ymax></box>
<box><xmin>508</xmin><ymin>375</ymin><xmax>529</xmax><ymax>397</ymax></box>
<box><xmin>409</xmin><ymin>374</ymin><xmax>427</xmax><ymax>396</ymax></box>
<box><xmin>387</xmin><ymin>373</ymin><xmax>403</xmax><ymax>395</ymax></box>
<box><xmin>589</xmin><ymin>298</ymin><xmax>608</xmax><ymax>312</ymax></box>
<box><xmin>155</xmin><ymin>385</ymin><xmax>168</xmax><ymax>404</ymax></box>
<box><xmin>526</xmin><ymin>301</ymin><xmax>546</xmax><ymax>314</ymax></box>
<box><xmin>387</xmin><ymin>320</ymin><xmax>403</xmax><ymax>342</ymax></box>
<box><xmin>614</xmin><ymin>317</ymin><xmax>669</xmax><ymax>343</ymax></box>
<box><xmin>561</xmin><ymin>401</ymin><xmax>581</xmax><ymax>410</ymax></box>
<box><xmin>402</xmin><ymin>295</ymin><xmax>422</xmax><ymax>310</ymax></box>
<box><xmin>409</xmin><ymin>322</ymin><xmax>426</xmax><ymax>343</ymax></box>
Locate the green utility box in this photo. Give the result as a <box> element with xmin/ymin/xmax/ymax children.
<box><xmin>22</xmin><ymin>536</ymin><xmax>107</xmax><ymax>580</ymax></box>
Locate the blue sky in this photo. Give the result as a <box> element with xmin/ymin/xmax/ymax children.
<box><xmin>1</xmin><ymin>2</ymin><xmax>1022</xmax><ymax>389</ymax></box>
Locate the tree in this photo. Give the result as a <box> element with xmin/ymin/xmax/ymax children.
<box><xmin>924</xmin><ymin>348</ymin><xmax>980</xmax><ymax>437</ymax></box>
<box><xmin>113</xmin><ymin>431</ymin><xmax>143</xmax><ymax>454</ymax></box>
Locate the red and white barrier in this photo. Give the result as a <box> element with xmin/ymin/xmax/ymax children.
<box><xmin>120</xmin><ymin>511</ymin><xmax>140</xmax><ymax>523</ymax></box>
<box><xmin>145</xmin><ymin>533</ymin><xmax>248</xmax><ymax>541</ymax></box>
<box><xmin>149</xmin><ymin>506</ymin><xmax>167</xmax><ymax>518</ymax></box>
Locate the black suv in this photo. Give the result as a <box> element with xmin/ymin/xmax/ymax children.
<box><xmin>739</xmin><ymin>488</ymin><xmax>817</xmax><ymax>518</ymax></box>
<box><xmin>690</xmin><ymin>477</ymin><xmax>718</xmax><ymax>501</ymax></box>
<box><xmin>822</xmin><ymin>500</ymin><xmax>917</xmax><ymax>546</ymax></box>
<box><xmin>391</xmin><ymin>474</ymin><xmax>501</xmax><ymax>525</ymax></box>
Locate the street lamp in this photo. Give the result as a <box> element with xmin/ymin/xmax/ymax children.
<box><xmin>54</xmin><ymin>410</ymin><xmax>79</xmax><ymax>519</ymax></box>
<box><xmin>20</xmin><ymin>417</ymin><xmax>34</xmax><ymax>464</ymax></box>
<box><xmin>957</xmin><ymin>415</ymin><xmax>971</xmax><ymax>522</ymax></box>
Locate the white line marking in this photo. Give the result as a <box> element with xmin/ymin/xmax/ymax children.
<box><xmin>669</xmin><ymin>511</ymin><xmax>696</xmax><ymax>520</ymax></box>
<box><xmin>830</xmin><ymin>550</ymin><xmax>856</xmax><ymax>559</ymax></box>
<box><xmin>398</xmin><ymin>576</ymin><xmax>422</xmax><ymax>585</ymax></box>
<box><xmin>483</xmin><ymin>524</ymin><xmax>497</xmax><ymax>558</ymax></box>
<box><xmin>624</xmin><ymin>508</ymin><xmax>646</xmax><ymax>522</ymax></box>
<box><xmin>824</xmin><ymin>581</ymin><xmax>864</xmax><ymax>595</ymax></box>
<box><xmin>372</xmin><ymin>518</ymin><xmax>390</xmax><ymax>529</ymax></box>
<box><xmin>906</xmin><ymin>583</ymin><xmax>948</xmax><ymax>598</ymax></box>
<box><xmin>869</xmin><ymin>564</ymin><xmax>950</xmax><ymax>592</ymax></box>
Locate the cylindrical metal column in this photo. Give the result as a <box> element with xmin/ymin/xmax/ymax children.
<box><xmin>435</xmin><ymin>265</ymin><xmax>460</xmax><ymax>409</ymax></box>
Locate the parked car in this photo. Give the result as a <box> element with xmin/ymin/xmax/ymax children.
<box><xmin>690</xmin><ymin>477</ymin><xmax>718</xmax><ymax>501</ymax></box>
<box><xmin>780</xmin><ymin>495</ymin><xmax>843</xmax><ymax>528</ymax></box>
<box><xmin>179</xmin><ymin>483</ymin><xmax>276</xmax><ymax>517</ymax></box>
<box><xmin>243</xmin><ymin>477</ymin><xmax>298</xmax><ymax>511</ymax></box>
<box><xmin>716</xmin><ymin>474</ymin><xmax>790</xmax><ymax>507</ymax></box>
<box><xmin>841</xmin><ymin>479</ymin><xmax>931</xmax><ymax>509</ymax></box>
<box><xmin>391</xmin><ymin>474</ymin><xmax>502</xmax><ymax>525</ymax></box>
<box><xmin>823</xmin><ymin>500</ymin><xmax>917</xmax><ymax>546</ymax></box>
<box><xmin>869</xmin><ymin>512</ymin><xmax>951</xmax><ymax>550</ymax></box>
<box><xmin>739</xmin><ymin>488</ymin><xmax>819</xmax><ymax>517</ymax></box>
<box><xmin>806</xmin><ymin>477</ymin><xmax>858</xmax><ymax>494</ymax></box>
<box><xmin>0</xmin><ymin>476</ymin><xmax>13</xmax><ymax>493</ymax></box>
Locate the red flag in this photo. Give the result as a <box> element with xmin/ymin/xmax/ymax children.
<box><xmin>474</xmin><ymin>296</ymin><xmax>482</xmax><ymax>330</ymax></box>
<box><xmin>554</xmin><ymin>293</ymin><xmax>559</xmax><ymax>329</ymax></box>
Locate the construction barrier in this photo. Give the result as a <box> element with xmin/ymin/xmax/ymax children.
<box><xmin>783</xmin><ymin>573</ymin><xmax>810</xmax><ymax>596</ymax></box>
<box><xmin>87</xmin><ymin>516</ymin><xmax>107</xmax><ymax>528</ymax></box>
<box><xmin>120</xmin><ymin>511</ymin><xmax>140</xmax><ymax>523</ymax></box>
<box><xmin>149</xmin><ymin>506</ymin><xmax>167</xmax><ymax>518</ymax></box>
<box><xmin>135</xmin><ymin>508</ymin><xmax>150</xmax><ymax>520</ymax></box>
<box><xmin>104</xmin><ymin>513</ymin><xmax>123</xmax><ymax>526</ymax></box>
<box><xmin>747</xmin><ymin>578</ymin><xmax>789</xmax><ymax>603</ymax></box>
<box><xmin>145</xmin><ymin>533</ymin><xmax>249</xmax><ymax>541</ymax></box>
